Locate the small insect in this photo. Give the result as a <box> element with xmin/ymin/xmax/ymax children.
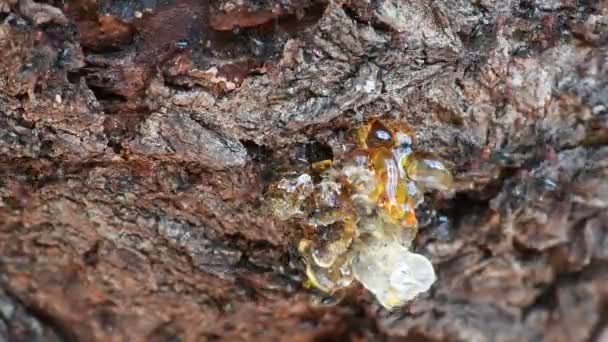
<box><xmin>268</xmin><ymin>118</ymin><xmax>453</xmax><ymax>309</ymax></box>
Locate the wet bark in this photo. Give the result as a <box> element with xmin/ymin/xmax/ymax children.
<box><xmin>0</xmin><ymin>0</ymin><xmax>607</xmax><ymax>341</ymax></box>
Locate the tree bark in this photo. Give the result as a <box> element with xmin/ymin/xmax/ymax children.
<box><xmin>0</xmin><ymin>0</ymin><xmax>607</xmax><ymax>341</ymax></box>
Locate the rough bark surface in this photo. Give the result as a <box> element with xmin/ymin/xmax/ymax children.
<box><xmin>0</xmin><ymin>0</ymin><xmax>607</xmax><ymax>341</ymax></box>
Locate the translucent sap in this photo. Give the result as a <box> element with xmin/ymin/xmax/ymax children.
<box><xmin>270</xmin><ymin>119</ymin><xmax>453</xmax><ymax>308</ymax></box>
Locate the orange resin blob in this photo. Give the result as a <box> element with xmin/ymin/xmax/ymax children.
<box><xmin>362</xmin><ymin>119</ymin><xmax>421</xmax><ymax>227</ymax></box>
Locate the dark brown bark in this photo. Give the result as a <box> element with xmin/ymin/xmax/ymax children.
<box><xmin>0</xmin><ymin>0</ymin><xmax>607</xmax><ymax>341</ymax></box>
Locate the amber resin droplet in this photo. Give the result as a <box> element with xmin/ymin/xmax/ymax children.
<box><xmin>406</xmin><ymin>152</ymin><xmax>453</xmax><ymax>191</ymax></box>
<box><xmin>366</xmin><ymin>120</ymin><xmax>395</xmax><ymax>148</ymax></box>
